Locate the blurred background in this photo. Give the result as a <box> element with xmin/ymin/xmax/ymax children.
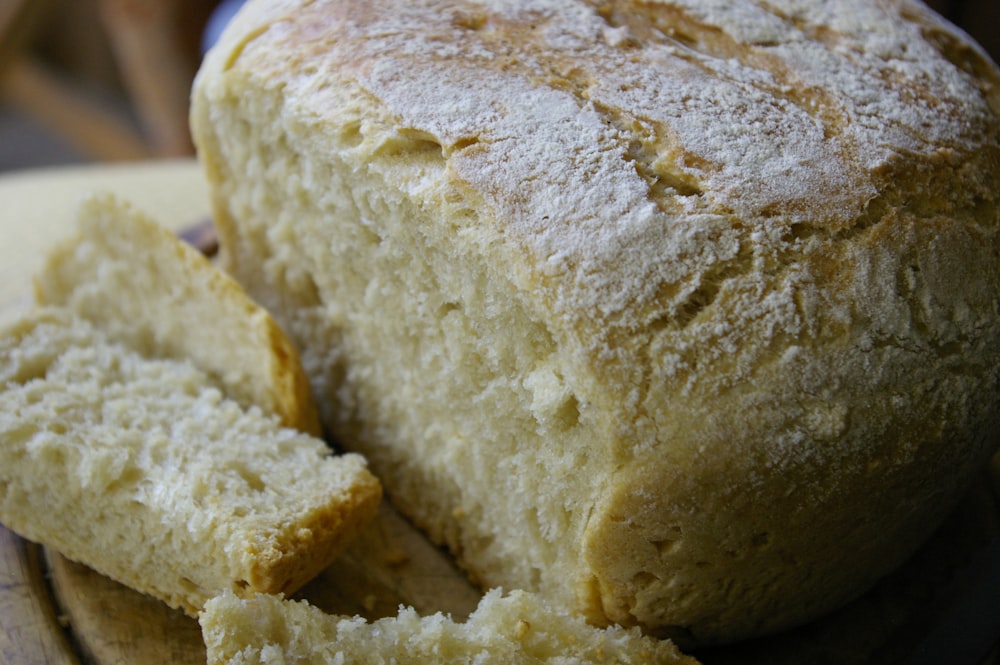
<box><xmin>0</xmin><ymin>0</ymin><xmax>229</xmax><ymax>171</ymax></box>
<box><xmin>0</xmin><ymin>0</ymin><xmax>997</xmax><ymax>174</ymax></box>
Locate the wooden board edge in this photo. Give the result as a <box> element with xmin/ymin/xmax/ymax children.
<box><xmin>0</xmin><ymin>525</ymin><xmax>80</xmax><ymax>665</ymax></box>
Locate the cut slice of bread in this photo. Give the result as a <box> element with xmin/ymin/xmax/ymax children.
<box><xmin>200</xmin><ymin>588</ymin><xmax>697</xmax><ymax>665</ymax></box>
<box><xmin>33</xmin><ymin>192</ymin><xmax>321</xmax><ymax>436</ymax></box>
<box><xmin>0</xmin><ymin>307</ymin><xmax>381</xmax><ymax>616</ymax></box>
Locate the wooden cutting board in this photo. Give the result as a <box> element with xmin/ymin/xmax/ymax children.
<box><xmin>0</xmin><ymin>160</ymin><xmax>998</xmax><ymax>665</ymax></box>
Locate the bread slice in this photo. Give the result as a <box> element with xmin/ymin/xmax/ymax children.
<box><xmin>200</xmin><ymin>588</ymin><xmax>697</xmax><ymax>665</ymax></box>
<box><xmin>34</xmin><ymin>192</ymin><xmax>321</xmax><ymax>436</ymax></box>
<box><xmin>192</xmin><ymin>0</ymin><xmax>1000</xmax><ymax>644</ymax></box>
<box><xmin>0</xmin><ymin>307</ymin><xmax>381</xmax><ymax>615</ymax></box>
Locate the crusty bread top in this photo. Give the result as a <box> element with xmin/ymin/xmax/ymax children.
<box><xmin>204</xmin><ymin>0</ymin><xmax>999</xmax><ymax>335</ymax></box>
<box><xmin>34</xmin><ymin>192</ymin><xmax>321</xmax><ymax>436</ymax></box>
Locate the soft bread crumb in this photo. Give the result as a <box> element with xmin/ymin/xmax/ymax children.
<box><xmin>200</xmin><ymin>588</ymin><xmax>698</xmax><ymax>664</ymax></box>
<box><xmin>0</xmin><ymin>308</ymin><xmax>380</xmax><ymax>616</ymax></box>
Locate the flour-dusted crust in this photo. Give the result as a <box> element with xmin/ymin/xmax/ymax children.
<box><xmin>193</xmin><ymin>0</ymin><xmax>1000</xmax><ymax>644</ymax></box>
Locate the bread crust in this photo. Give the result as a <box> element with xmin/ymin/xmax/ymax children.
<box><xmin>192</xmin><ymin>0</ymin><xmax>1000</xmax><ymax>644</ymax></box>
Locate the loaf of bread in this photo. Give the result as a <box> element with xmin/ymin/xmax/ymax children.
<box><xmin>34</xmin><ymin>192</ymin><xmax>320</xmax><ymax>436</ymax></box>
<box><xmin>192</xmin><ymin>0</ymin><xmax>1000</xmax><ymax>644</ymax></box>
<box><xmin>201</xmin><ymin>588</ymin><xmax>697</xmax><ymax>664</ymax></box>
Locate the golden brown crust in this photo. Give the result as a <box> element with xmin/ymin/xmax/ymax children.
<box><xmin>241</xmin><ymin>470</ymin><xmax>382</xmax><ymax>597</ymax></box>
<box><xmin>257</xmin><ymin>309</ymin><xmax>322</xmax><ymax>436</ymax></box>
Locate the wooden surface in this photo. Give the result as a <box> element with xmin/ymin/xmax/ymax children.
<box><xmin>0</xmin><ymin>160</ymin><xmax>998</xmax><ymax>664</ymax></box>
